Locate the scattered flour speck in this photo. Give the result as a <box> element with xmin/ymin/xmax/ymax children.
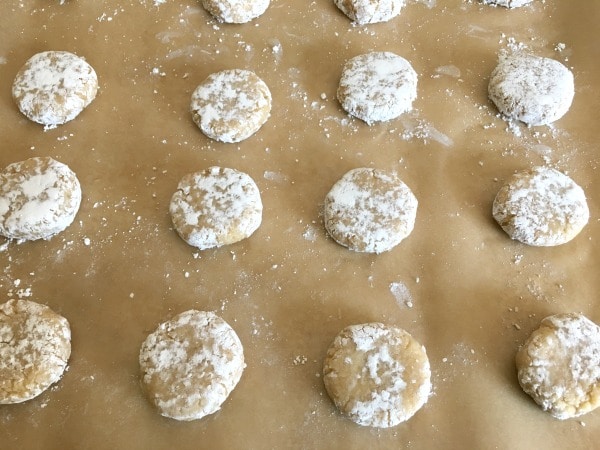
<box><xmin>389</xmin><ymin>282</ymin><xmax>413</xmax><ymax>308</ymax></box>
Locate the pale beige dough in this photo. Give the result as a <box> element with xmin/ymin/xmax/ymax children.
<box><xmin>323</xmin><ymin>322</ymin><xmax>431</xmax><ymax>428</ymax></box>
<box><xmin>139</xmin><ymin>310</ymin><xmax>245</xmax><ymax>421</ymax></box>
<box><xmin>12</xmin><ymin>51</ymin><xmax>98</xmax><ymax>128</ymax></box>
<box><xmin>324</xmin><ymin>168</ymin><xmax>418</xmax><ymax>253</ymax></box>
<box><xmin>482</xmin><ymin>0</ymin><xmax>533</xmax><ymax>7</ymax></box>
<box><xmin>337</xmin><ymin>51</ymin><xmax>417</xmax><ymax>125</ymax></box>
<box><xmin>0</xmin><ymin>299</ymin><xmax>71</xmax><ymax>404</ymax></box>
<box><xmin>170</xmin><ymin>166</ymin><xmax>263</xmax><ymax>250</ymax></box>
<box><xmin>191</xmin><ymin>69</ymin><xmax>271</xmax><ymax>143</ymax></box>
<box><xmin>516</xmin><ymin>313</ymin><xmax>600</xmax><ymax>420</ymax></box>
<box><xmin>334</xmin><ymin>0</ymin><xmax>404</xmax><ymax>25</ymax></box>
<box><xmin>492</xmin><ymin>166</ymin><xmax>589</xmax><ymax>246</ymax></box>
<box><xmin>202</xmin><ymin>0</ymin><xmax>269</xmax><ymax>23</ymax></box>
<box><xmin>0</xmin><ymin>156</ymin><xmax>82</xmax><ymax>241</ymax></box>
<box><xmin>488</xmin><ymin>54</ymin><xmax>574</xmax><ymax>126</ymax></box>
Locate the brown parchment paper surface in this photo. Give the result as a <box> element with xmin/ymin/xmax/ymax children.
<box><xmin>0</xmin><ymin>1</ymin><xmax>599</xmax><ymax>449</ymax></box>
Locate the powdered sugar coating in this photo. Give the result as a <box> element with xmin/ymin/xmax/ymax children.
<box><xmin>170</xmin><ymin>166</ymin><xmax>263</xmax><ymax>250</ymax></box>
<box><xmin>202</xmin><ymin>0</ymin><xmax>269</xmax><ymax>24</ymax></box>
<box><xmin>488</xmin><ymin>54</ymin><xmax>574</xmax><ymax>126</ymax></box>
<box><xmin>139</xmin><ymin>310</ymin><xmax>245</xmax><ymax>421</ymax></box>
<box><xmin>516</xmin><ymin>313</ymin><xmax>600</xmax><ymax>420</ymax></box>
<box><xmin>191</xmin><ymin>69</ymin><xmax>271</xmax><ymax>143</ymax></box>
<box><xmin>482</xmin><ymin>0</ymin><xmax>533</xmax><ymax>7</ymax></box>
<box><xmin>0</xmin><ymin>299</ymin><xmax>71</xmax><ymax>404</ymax></box>
<box><xmin>334</xmin><ymin>0</ymin><xmax>405</xmax><ymax>25</ymax></box>
<box><xmin>12</xmin><ymin>51</ymin><xmax>98</xmax><ymax>128</ymax></box>
<box><xmin>337</xmin><ymin>52</ymin><xmax>417</xmax><ymax>125</ymax></box>
<box><xmin>324</xmin><ymin>168</ymin><xmax>418</xmax><ymax>253</ymax></box>
<box><xmin>492</xmin><ymin>167</ymin><xmax>588</xmax><ymax>246</ymax></box>
<box><xmin>0</xmin><ymin>157</ymin><xmax>82</xmax><ymax>241</ymax></box>
<box><xmin>323</xmin><ymin>322</ymin><xmax>431</xmax><ymax>428</ymax></box>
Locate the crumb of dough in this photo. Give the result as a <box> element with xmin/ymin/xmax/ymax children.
<box><xmin>323</xmin><ymin>322</ymin><xmax>431</xmax><ymax>428</ymax></box>
<box><xmin>0</xmin><ymin>157</ymin><xmax>82</xmax><ymax>241</ymax></box>
<box><xmin>12</xmin><ymin>51</ymin><xmax>98</xmax><ymax>128</ymax></box>
<box><xmin>516</xmin><ymin>313</ymin><xmax>600</xmax><ymax>420</ymax></box>
<box><xmin>0</xmin><ymin>299</ymin><xmax>71</xmax><ymax>404</ymax></box>
<box><xmin>139</xmin><ymin>310</ymin><xmax>245</xmax><ymax>421</ymax></box>
<box><xmin>169</xmin><ymin>166</ymin><xmax>263</xmax><ymax>250</ymax></box>
<box><xmin>324</xmin><ymin>168</ymin><xmax>418</xmax><ymax>253</ymax></box>
<box><xmin>492</xmin><ymin>166</ymin><xmax>588</xmax><ymax>246</ymax></box>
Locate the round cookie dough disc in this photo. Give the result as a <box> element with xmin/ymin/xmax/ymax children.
<box><xmin>324</xmin><ymin>168</ymin><xmax>418</xmax><ymax>253</ymax></box>
<box><xmin>170</xmin><ymin>166</ymin><xmax>263</xmax><ymax>250</ymax></box>
<box><xmin>492</xmin><ymin>166</ymin><xmax>589</xmax><ymax>246</ymax></box>
<box><xmin>191</xmin><ymin>69</ymin><xmax>271</xmax><ymax>143</ymax></box>
<box><xmin>334</xmin><ymin>0</ymin><xmax>405</xmax><ymax>25</ymax></box>
<box><xmin>337</xmin><ymin>51</ymin><xmax>417</xmax><ymax>125</ymax></box>
<box><xmin>323</xmin><ymin>322</ymin><xmax>431</xmax><ymax>428</ymax></box>
<box><xmin>202</xmin><ymin>0</ymin><xmax>269</xmax><ymax>23</ymax></box>
<box><xmin>482</xmin><ymin>0</ymin><xmax>533</xmax><ymax>7</ymax></box>
<box><xmin>139</xmin><ymin>310</ymin><xmax>245</xmax><ymax>421</ymax></box>
<box><xmin>0</xmin><ymin>156</ymin><xmax>82</xmax><ymax>241</ymax></box>
<box><xmin>0</xmin><ymin>299</ymin><xmax>71</xmax><ymax>404</ymax></box>
<box><xmin>516</xmin><ymin>313</ymin><xmax>600</xmax><ymax>420</ymax></box>
<box><xmin>12</xmin><ymin>51</ymin><xmax>98</xmax><ymax>128</ymax></box>
<box><xmin>488</xmin><ymin>54</ymin><xmax>574</xmax><ymax>126</ymax></box>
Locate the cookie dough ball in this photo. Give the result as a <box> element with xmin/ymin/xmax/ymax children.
<box><xmin>202</xmin><ymin>0</ymin><xmax>269</xmax><ymax>23</ymax></box>
<box><xmin>516</xmin><ymin>313</ymin><xmax>600</xmax><ymax>420</ymax></box>
<box><xmin>482</xmin><ymin>0</ymin><xmax>532</xmax><ymax>7</ymax></box>
<box><xmin>0</xmin><ymin>156</ymin><xmax>82</xmax><ymax>241</ymax></box>
<box><xmin>139</xmin><ymin>310</ymin><xmax>245</xmax><ymax>421</ymax></box>
<box><xmin>170</xmin><ymin>166</ymin><xmax>263</xmax><ymax>250</ymax></box>
<box><xmin>334</xmin><ymin>0</ymin><xmax>404</xmax><ymax>25</ymax></box>
<box><xmin>191</xmin><ymin>69</ymin><xmax>271</xmax><ymax>143</ymax></box>
<box><xmin>337</xmin><ymin>52</ymin><xmax>417</xmax><ymax>125</ymax></box>
<box><xmin>0</xmin><ymin>299</ymin><xmax>71</xmax><ymax>404</ymax></box>
<box><xmin>12</xmin><ymin>51</ymin><xmax>98</xmax><ymax>128</ymax></box>
<box><xmin>324</xmin><ymin>168</ymin><xmax>418</xmax><ymax>253</ymax></box>
<box><xmin>488</xmin><ymin>54</ymin><xmax>574</xmax><ymax>126</ymax></box>
<box><xmin>323</xmin><ymin>322</ymin><xmax>431</xmax><ymax>428</ymax></box>
<box><xmin>492</xmin><ymin>167</ymin><xmax>589</xmax><ymax>246</ymax></box>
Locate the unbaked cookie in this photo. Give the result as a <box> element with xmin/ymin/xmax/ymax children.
<box><xmin>323</xmin><ymin>322</ymin><xmax>431</xmax><ymax>428</ymax></box>
<box><xmin>492</xmin><ymin>167</ymin><xmax>589</xmax><ymax>246</ymax></box>
<box><xmin>12</xmin><ymin>51</ymin><xmax>98</xmax><ymax>128</ymax></box>
<box><xmin>0</xmin><ymin>156</ymin><xmax>82</xmax><ymax>241</ymax></box>
<box><xmin>337</xmin><ymin>51</ymin><xmax>417</xmax><ymax>125</ymax></box>
<box><xmin>324</xmin><ymin>168</ymin><xmax>418</xmax><ymax>253</ymax></box>
<box><xmin>202</xmin><ymin>0</ymin><xmax>269</xmax><ymax>23</ymax></box>
<box><xmin>190</xmin><ymin>69</ymin><xmax>271</xmax><ymax>143</ymax></box>
<box><xmin>170</xmin><ymin>166</ymin><xmax>262</xmax><ymax>250</ymax></box>
<box><xmin>334</xmin><ymin>0</ymin><xmax>404</xmax><ymax>25</ymax></box>
<box><xmin>482</xmin><ymin>0</ymin><xmax>533</xmax><ymax>7</ymax></box>
<box><xmin>516</xmin><ymin>313</ymin><xmax>600</xmax><ymax>420</ymax></box>
<box><xmin>0</xmin><ymin>299</ymin><xmax>71</xmax><ymax>404</ymax></box>
<box><xmin>488</xmin><ymin>54</ymin><xmax>574</xmax><ymax>126</ymax></box>
<box><xmin>139</xmin><ymin>310</ymin><xmax>245</xmax><ymax>421</ymax></box>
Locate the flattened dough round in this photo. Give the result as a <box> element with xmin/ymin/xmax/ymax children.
<box><xmin>202</xmin><ymin>0</ymin><xmax>269</xmax><ymax>23</ymax></box>
<box><xmin>488</xmin><ymin>54</ymin><xmax>574</xmax><ymax>126</ymax></box>
<box><xmin>139</xmin><ymin>310</ymin><xmax>245</xmax><ymax>421</ymax></box>
<box><xmin>492</xmin><ymin>166</ymin><xmax>588</xmax><ymax>246</ymax></box>
<box><xmin>12</xmin><ymin>51</ymin><xmax>98</xmax><ymax>127</ymax></box>
<box><xmin>0</xmin><ymin>156</ymin><xmax>82</xmax><ymax>241</ymax></box>
<box><xmin>191</xmin><ymin>69</ymin><xmax>271</xmax><ymax>143</ymax></box>
<box><xmin>337</xmin><ymin>51</ymin><xmax>417</xmax><ymax>125</ymax></box>
<box><xmin>0</xmin><ymin>299</ymin><xmax>71</xmax><ymax>404</ymax></box>
<box><xmin>170</xmin><ymin>166</ymin><xmax>263</xmax><ymax>250</ymax></box>
<box><xmin>323</xmin><ymin>322</ymin><xmax>431</xmax><ymax>428</ymax></box>
<box><xmin>482</xmin><ymin>0</ymin><xmax>532</xmax><ymax>7</ymax></box>
<box><xmin>334</xmin><ymin>0</ymin><xmax>404</xmax><ymax>25</ymax></box>
<box><xmin>324</xmin><ymin>168</ymin><xmax>418</xmax><ymax>253</ymax></box>
<box><xmin>516</xmin><ymin>313</ymin><xmax>600</xmax><ymax>420</ymax></box>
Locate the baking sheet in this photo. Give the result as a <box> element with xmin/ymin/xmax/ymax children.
<box><xmin>0</xmin><ymin>0</ymin><xmax>599</xmax><ymax>448</ymax></box>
